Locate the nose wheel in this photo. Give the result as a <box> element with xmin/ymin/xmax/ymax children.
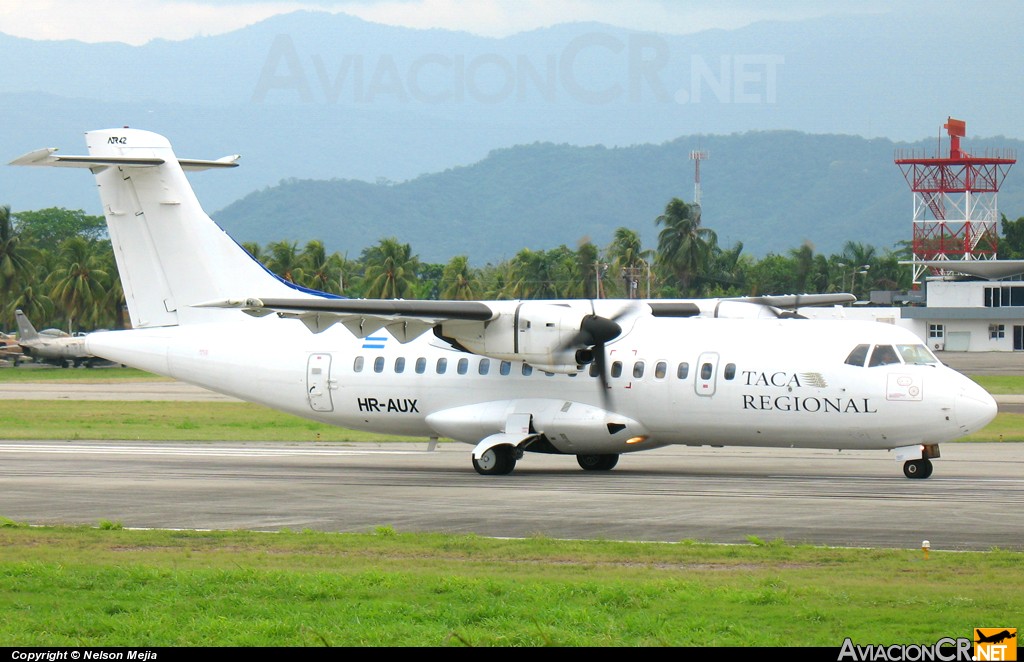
<box><xmin>903</xmin><ymin>458</ymin><xmax>933</xmax><ymax>479</ymax></box>
<box><xmin>473</xmin><ymin>445</ymin><xmax>517</xmax><ymax>475</ymax></box>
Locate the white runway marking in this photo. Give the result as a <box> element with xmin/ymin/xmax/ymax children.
<box><xmin>0</xmin><ymin>443</ymin><xmax>428</xmax><ymax>457</ymax></box>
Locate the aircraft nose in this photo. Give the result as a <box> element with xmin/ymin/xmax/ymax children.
<box><xmin>955</xmin><ymin>381</ymin><xmax>998</xmax><ymax>434</ymax></box>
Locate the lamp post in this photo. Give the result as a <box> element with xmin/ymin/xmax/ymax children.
<box><xmin>851</xmin><ymin>265</ymin><xmax>870</xmax><ymax>298</ymax></box>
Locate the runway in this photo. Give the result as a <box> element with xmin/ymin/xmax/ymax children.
<box><xmin>1</xmin><ymin>439</ymin><xmax>1021</xmax><ymax>551</ymax></box>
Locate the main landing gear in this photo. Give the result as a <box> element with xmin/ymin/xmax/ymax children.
<box><xmin>903</xmin><ymin>458</ymin><xmax>933</xmax><ymax>479</ymax></box>
<box><xmin>471</xmin><ymin>448</ymin><xmax>623</xmax><ymax>475</ymax></box>
<box><xmin>576</xmin><ymin>454</ymin><xmax>619</xmax><ymax>471</ymax></box>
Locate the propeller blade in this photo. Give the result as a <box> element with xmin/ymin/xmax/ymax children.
<box><xmin>593</xmin><ymin>340</ymin><xmax>613</xmax><ymax>411</ymax></box>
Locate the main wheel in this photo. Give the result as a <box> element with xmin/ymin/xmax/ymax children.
<box><xmin>903</xmin><ymin>458</ymin><xmax>933</xmax><ymax>479</ymax></box>
<box><xmin>577</xmin><ymin>454</ymin><xmax>619</xmax><ymax>471</ymax></box>
<box><xmin>472</xmin><ymin>446</ymin><xmax>517</xmax><ymax>475</ymax></box>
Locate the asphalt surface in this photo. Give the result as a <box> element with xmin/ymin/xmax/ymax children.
<box><xmin>1</xmin><ymin>440</ymin><xmax>1021</xmax><ymax>551</ymax></box>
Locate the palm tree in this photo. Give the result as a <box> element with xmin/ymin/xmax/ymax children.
<box><xmin>440</xmin><ymin>255</ymin><xmax>479</xmax><ymax>300</ymax></box>
<box><xmin>655</xmin><ymin>198</ymin><xmax>717</xmax><ymax>296</ymax></box>
<box><xmin>299</xmin><ymin>240</ymin><xmax>343</xmax><ymax>294</ymax></box>
<box><xmin>0</xmin><ymin>205</ymin><xmax>39</xmax><ymax>328</ymax></box>
<box><xmin>506</xmin><ymin>248</ymin><xmax>566</xmax><ymax>299</ymax></box>
<box><xmin>789</xmin><ymin>241</ymin><xmax>815</xmax><ymax>293</ymax></box>
<box><xmin>607</xmin><ymin>227</ymin><xmax>651</xmax><ymax>298</ymax></box>
<box><xmin>265</xmin><ymin>240</ymin><xmax>304</xmax><ymax>284</ymax></box>
<box><xmin>44</xmin><ymin>237</ymin><xmax>108</xmax><ymax>331</ymax></box>
<box><xmin>2</xmin><ymin>284</ymin><xmax>54</xmax><ymax>329</ymax></box>
<box><xmin>362</xmin><ymin>237</ymin><xmax>420</xmax><ymax>299</ymax></box>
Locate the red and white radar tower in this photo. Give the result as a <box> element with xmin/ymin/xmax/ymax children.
<box><xmin>895</xmin><ymin>117</ymin><xmax>1016</xmax><ymax>283</ymax></box>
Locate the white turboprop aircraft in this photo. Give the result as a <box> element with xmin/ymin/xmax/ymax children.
<box><xmin>11</xmin><ymin>128</ymin><xmax>998</xmax><ymax>479</ymax></box>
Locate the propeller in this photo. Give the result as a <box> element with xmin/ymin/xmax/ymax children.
<box><xmin>562</xmin><ymin>306</ymin><xmax>640</xmax><ymax>410</ymax></box>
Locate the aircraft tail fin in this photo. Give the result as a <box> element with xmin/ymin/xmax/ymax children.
<box><xmin>10</xmin><ymin>129</ymin><xmax>317</xmax><ymax>328</ymax></box>
<box><xmin>14</xmin><ymin>310</ymin><xmax>38</xmax><ymax>342</ymax></box>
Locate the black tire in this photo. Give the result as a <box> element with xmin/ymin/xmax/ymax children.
<box><xmin>472</xmin><ymin>446</ymin><xmax>517</xmax><ymax>475</ymax></box>
<box><xmin>903</xmin><ymin>458</ymin><xmax>933</xmax><ymax>479</ymax></box>
<box><xmin>577</xmin><ymin>454</ymin><xmax>620</xmax><ymax>471</ymax></box>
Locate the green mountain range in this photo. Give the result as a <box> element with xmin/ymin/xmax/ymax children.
<box><xmin>213</xmin><ymin>131</ymin><xmax>1024</xmax><ymax>264</ymax></box>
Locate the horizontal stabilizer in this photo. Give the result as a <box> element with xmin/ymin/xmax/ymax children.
<box><xmin>9</xmin><ymin>148</ymin><xmax>239</xmax><ymax>171</ymax></box>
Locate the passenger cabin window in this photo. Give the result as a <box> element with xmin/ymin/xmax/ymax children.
<box><xmin>436</xmin><ymin>358</ymin><xmax>448</xmax><ymax>374</ymax></box>
<box><xmin>500</xmin><ymin>361</ymin><xmax>511</xmax><ymax>376</ymax></box>
<box><xmin>868</xmin><ymin>344</ymin><xmax>900</xmax><ymax>367</ymax></box>
<box><xmin>522</xmin><ymin>364</ymin><xmax>533</xmax><ymax>376</ymax></box>
<box><xmin>457</xmin><ymin>358</ymin><xmax>469</xmax><ymax>375</ymax></box>
<box><xmin>394</xmin><ymin>357</ymin><xmax>405</xmax><ymax>373</ymax></box>
<box><xmin>373</xmin><ymin>357</ymin><xmax>385</xmax><ymax>373</ymax></box>
<box><xmin>724</xmin><ymin>363</ymin><xmax>736</xmax><ymax>380</ymax></box>
<box><xmin>700</xmin><ymin>363</ymin><xmax>713</xmax><ymax>380</ymax></box>
<box><xmin>479</xmin><ymin>359</ymin><xmax>490</xmax><ymax>375</ymax></box>
<box><xmin>610</xmin><ymin>361</ymin><xmax>622</xmax><ymax>378</ymax></box>
<box><xmin>589</xmin><ymin>363</ymin><xmax>599</xmax><ymax>378</ymax></box>
<box><xmin>655</xmin><ymin>361</ymin><xmax>667</xmax><ymax>379</ymax></box>
<box><xmin>353</xmin><ymin>356</ymin><xmax>364</xmax><ymax>373</ymax></box>
<box><xmin>845</xmin><ymin>344</ymin><xmax>870</xmax><ymax>367</ymax></box>
<box><xmin>415</xmin><ymin>357</ymin><xmax>426</xmax><ymax>374</ymax></box>
<box><xmin>677</xmin><ymin>362</ymin><xmax>689</xmax><ymax>379</ymax></box>
<box><xmin>633</xmin><ymin>361</ymin><xmax>645</xmax><ymax>378</ymax></box>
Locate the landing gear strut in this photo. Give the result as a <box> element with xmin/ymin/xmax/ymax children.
<box><xmin>473</xmin><ymin>445</ymin><xmax>517</xmax><ymax>476</ymax></box>
<box><xmin>903</xmin><ymin>458</ymin><xmax>933</xmax><ymax>479</ymax></box>
<box><xmin>577</xmin><ymin>454</ymin><xmax>619</xmax><ymax>471</ymax></box>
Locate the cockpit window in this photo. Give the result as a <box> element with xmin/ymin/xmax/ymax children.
<box><xmin>845</xmin><ymin>344</ymin><xmax>870</xmax><ymax>367</ymax></box>
<box><xmin>868</xmin><ymin>344</ymin><xmax>900</xmax><ymax>367</ymax></box>
<box><xmin>896</xmin><ymin>344</ymin><xmax>938</xmax><ymax>365</ymax></box>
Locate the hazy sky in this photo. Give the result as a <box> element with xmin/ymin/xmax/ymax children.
<box><xmin>0</xmin><ymin>0</ymin><xmax>940</xmax><ymax>45</ymax></box>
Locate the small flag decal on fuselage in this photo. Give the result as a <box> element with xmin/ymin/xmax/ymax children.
<box><xmin>362</xmin><ymin>336</ymin><xmax>388</xmax><ymax>349</ymax></box>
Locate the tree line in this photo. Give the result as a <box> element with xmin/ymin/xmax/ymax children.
<box><xmin>9</xmin><ymin>199</ymin><xmax>1018</xmax><ymax>334</ymax></box>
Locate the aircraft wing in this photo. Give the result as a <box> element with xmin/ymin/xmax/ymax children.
<box><xmin>195</xmin><ymin>297</ymin><xmax>498</xmax><ymax>341</ymax></box>
<box><xmin>731</xmin><ymin>293</ymin><xmax>856</xmax><ymax>308</ymax></box>
<box><xmin>195</xmin><ymin>297</ymin><xmax>703</xmax><ymax>343</ymax></box>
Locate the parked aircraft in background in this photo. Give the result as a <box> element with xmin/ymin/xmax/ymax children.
<box><xmin>10</xmin><ymin>129</ymin><xmax>998</xmax><ymax>478</ymax></box>
<box><xmin>14</xmin><ymin>310</ymin><xmax>100</xmax><ymax>368</ymax></box>
<box><xmin>0</xmin><ymin>331</ymin><xmax>24</xmax><ymax>365</ymax></box>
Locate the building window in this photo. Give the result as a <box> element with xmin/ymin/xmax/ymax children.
<box><xmin>990</xmin><ymin>324</ymin><xmax>1006</xmax><ymax>340</ymax></box>
<box><xmin>928</xmin><ymin>324</ymin><xmax>944</xmax><ymax>339</ymax></box>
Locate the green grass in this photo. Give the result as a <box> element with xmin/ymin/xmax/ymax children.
<box><xmin>0</xmin><ymin>525</ymin><xmax>1018</xmax><ymax>647</ymax></box>
<box><xmin>0</xmin><ymin>366</ymin><xmax>167</xmax><ymax>383</ymax></box>
<box><xmin>970</xmin><ymin>375</ymin><xmax>1024</xmax><ymax>395</ymax></box>
<box><xmin>0</xmin><ymin>400</ymin><xmax>429</xmax><ymax>442</ymax></box>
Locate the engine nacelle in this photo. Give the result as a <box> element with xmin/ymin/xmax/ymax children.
<box><xmin>438</xmin><ymin>301</ymin><xmax>602</xmax><ymax>373</ymax></box>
